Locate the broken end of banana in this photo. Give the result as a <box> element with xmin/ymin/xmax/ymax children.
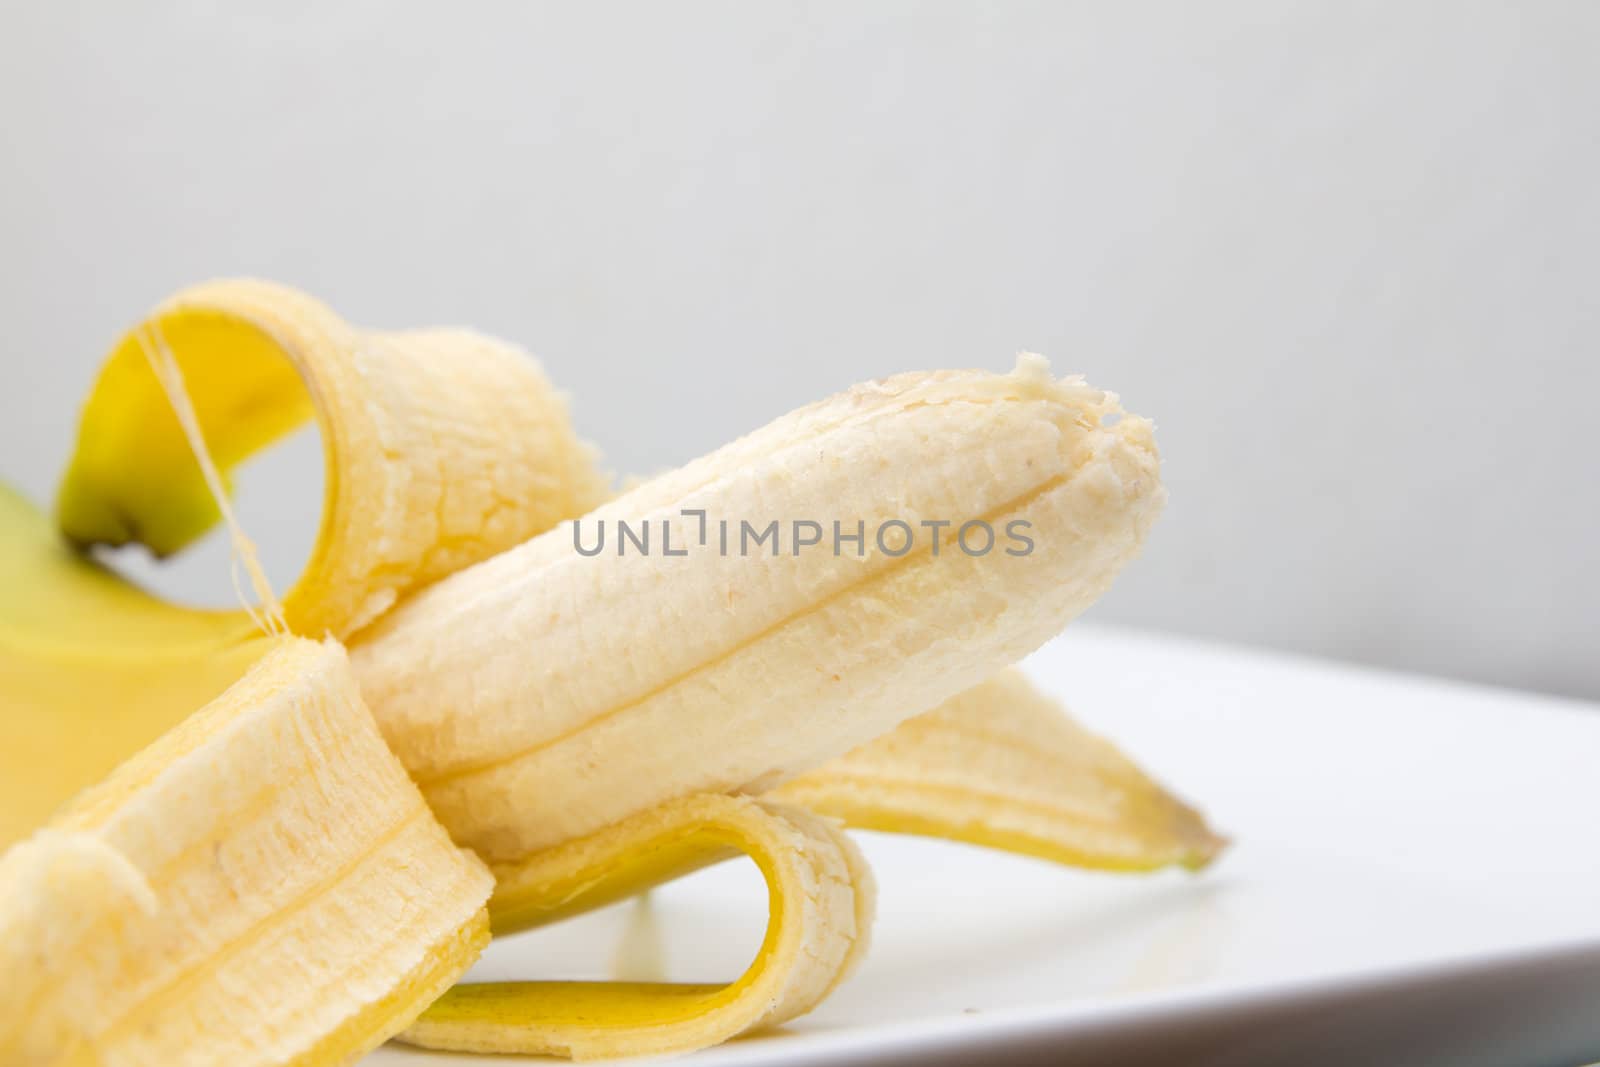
<box><xmin>402</xmin><ymin>794</ymin><xmax>873</xmax><ymax>1061</ymax></box>
<box><xmin>1006</xmin><ymin>350</ymin><xmax>1167</xmax><ymax>533</ymax></box>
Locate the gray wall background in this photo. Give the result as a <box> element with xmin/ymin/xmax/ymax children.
<box><xmin>2</xmin><ymin>2</ymin><xmax>1596</xmax><ymax>699</ymax></box>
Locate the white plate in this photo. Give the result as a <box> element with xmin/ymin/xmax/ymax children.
<box><xmin>366</xmin><ymin>625</ymin><xmax>1600</xmax><ymax>1066</ymax></box>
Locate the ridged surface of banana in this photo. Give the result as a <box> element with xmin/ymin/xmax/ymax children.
<box><xmin>0</xmin><ymin>637</ymin><xmax>493</xmax><ymax>1067</ymax></box>
<box><xmin>776</xmin><ymin>667</ymin><xmax>1227</xmax><ymax>871</ymax></box>
<box><xmin>56</xmin><ymin>278</ymin><xmax>609</xmax><ymax>639</ymax></box>
<box><xmin>352</xmin><ymin>357</ymin><xmax>1167</xmax><ymax>864</ymax></box>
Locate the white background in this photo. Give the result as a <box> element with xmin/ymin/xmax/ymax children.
<box><xmin>2</xmin><ymin>2</ymin><xmax>1595</xmax><ymax>698</ymax></box>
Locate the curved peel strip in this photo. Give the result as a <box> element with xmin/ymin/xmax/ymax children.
<box><xmin>56</xmin><ymin>277</ymin><xmax>610</xmax><ymax>638</ymax></box>
<box><xmin>778</xmin><ymin>668</ymin><xmax>1227</xmax><ymax>872</ymax></box>
<box><xmin>402</xmin><ymin>794</ymin><xmax>873</xmax><ymax>1061</ymax></box>
<box><xmin>0</xmin><ymin>638</ymin><xmax>494</xmax><ymax>1067</ymax></box>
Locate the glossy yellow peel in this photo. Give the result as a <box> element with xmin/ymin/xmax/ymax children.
<box><xmin>0</xmin><ymin>484</ymin><xmax>269</xmax><ymax>849</ymax></box>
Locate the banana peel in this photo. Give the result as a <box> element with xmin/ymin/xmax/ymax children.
<box><xmin>0</xmin><ymin>482</ymin><xmax>269</xmax><ymax>848</ymax></box>
<box><xmin>1</xmin><ymin>279</ymin><xmax>1225</xmax><ymax>1062</ymax></box>
<box><xmin>56</xmin><ymin>278</ymin><xmax>612</xmax><ymax>639</ymax></box>
<box><xmin>776</xmin><ymin>668</ymin><xmax>1225</xmax><ymax>873</ymax></box>
<box><xmin>405</xmin><ymin>794</ymin><xmax>875</xmax><ymax>1060</ymax></box>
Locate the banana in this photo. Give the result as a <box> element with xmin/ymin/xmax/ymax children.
<box><xmin>0</xmin><ymin>637</ymin><xmax>493</xmax><ymax>1067</ymax></box>
<box><xmin>5</xmin><ymin>279</ymin><xmax>1222</xmax><ymax>1062</ymax></box>
<box><xmin>350</xmin><ymin>355</ymin><xmax>1168</xmax><ymax>865</ymax></box>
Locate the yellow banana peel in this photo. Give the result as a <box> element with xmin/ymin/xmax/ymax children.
<box><xmin>1</xmin><ymin>279</ymin><xmax>1224</xmax><ymax>1063</ymax></box>
<box><xmin>0</xmin><ymin>482</ymin><xmax>271</xmax><ymax>848</ymax></box>
<box><xmin>776</xmin><ymin>667</ymin><xmax>1226</xmax><ymax>873</ymax></box>
<box><xmin>56</xmin><ymin>278</ymin><xmax>611</xmax><ymax>639</ymax></box>
<box><xmin>406</xmin><ymin>794</ymin><xmax>875</xmax><ymax>1060</ymax></box>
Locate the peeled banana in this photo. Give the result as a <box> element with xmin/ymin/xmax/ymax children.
<box><xmin>1</xmin><ymin>278</ymin><xmax>1223</xmax><ymax>1063</ymax></box>
<box><xmin>350</xmin><ymin>356</ymin><xmax>1168</xmax><ymax>865</ymax></box>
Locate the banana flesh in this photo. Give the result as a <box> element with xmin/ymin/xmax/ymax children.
<box><xmin>4</xmin><ymin>279</ymin><xmax>1222</xmax><ymax>1062</ymax></box>
<box><xmin>0</xmin><ymin>638</ymin><xmax>493</xmax><ymax>1067</ymax></box>
<box><xmin>351</xmin><ymin>357</ymin><xmax>1168</xmax><ymax>864</ymax></box>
